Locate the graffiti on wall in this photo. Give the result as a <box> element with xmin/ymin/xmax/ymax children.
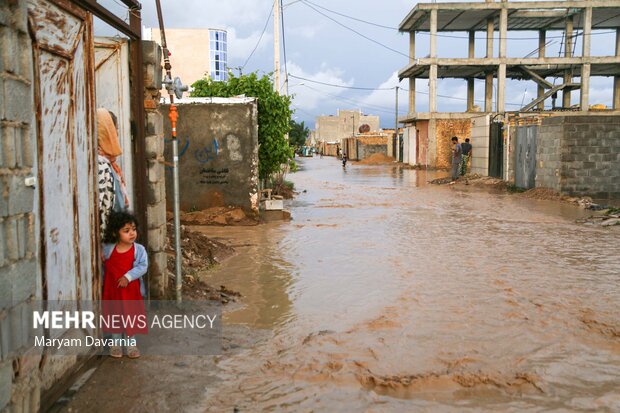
<box><xmin>164</xmin><ymin>131</ymin><xmax>243</xmax><ymax>169</ymax></box>
<box><xmin>200</xmin><ymin>167</ymin><xmax>229</xmax><ymax>185</ymax></box>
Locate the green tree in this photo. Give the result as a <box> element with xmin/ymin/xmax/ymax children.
<box><xmin>289</xmin><ymin>119</ymin><xmax>310</xmax><ymax>148</ymax></box>
<box><xmin>191</xmin><ymin>72</ymin><xmax>293</xmax><ymax>179</ymax></box>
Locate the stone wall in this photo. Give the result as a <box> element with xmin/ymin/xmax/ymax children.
<box><xmin>161</xmin><ymin>100</ymin><xmax>259</xmax><ymax>214</ymax></box>
<box><xmin>536</xmin><ymin>115</ymin><xmax>620</xmax><ymax>199</ymax></box>
<box><xmin>0</xmin><ymin>1</ymin><xmax>40</xmax><ymax>411</ymax></box>
<box><xmin>142</xmin><ymin>41</ymin><xmax>167</xmax><ymax>298</ymax></box>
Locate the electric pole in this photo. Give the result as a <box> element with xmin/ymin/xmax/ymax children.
<box><xmin>394</xmin><ymin>86</ymin><xmax>399</xmax><ymax>160</ymax></box>
<box><xmin>274</xmin><ymin>0</ymin><xmax>281</xmax><ymax>94</ymax></box>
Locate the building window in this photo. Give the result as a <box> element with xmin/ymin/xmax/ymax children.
<box><xmin>209</xmin><ymin>30</ymin><xmax>228</xmax><ymax>82</ymax></box>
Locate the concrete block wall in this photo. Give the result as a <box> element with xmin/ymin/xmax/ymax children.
<box><xmin>536</xmin><ymin>115</ymin><xmax>620</xmax><ymax>199</ymax></box>
<box><xmin>560</xmin><ymin>116</ymin><xmax>620</xmax><ymax>199</ymax></box>
<box><xmin>142</xmin><ymin>41</ymin><xmax>167</xmax><ymax>298</ymax></box>
<box><xmin>0</xmin><ymin>1</ymin><xmax>41</xmax><ymax>411</ymax></box>
<box><xmin>535</xmin><ymin>117</ymin><xmax>563</xmax><ymax>191</ymax></box>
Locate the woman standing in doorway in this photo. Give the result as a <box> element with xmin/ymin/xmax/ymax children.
<box><xmin>97</xmin><ymin>108</ymin><xmax>129</xmax><ymax>235</ymax></box>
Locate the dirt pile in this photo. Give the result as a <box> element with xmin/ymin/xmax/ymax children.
<box><xmin>165</xmin><ymin>224</ymin><xmax>239</xmax><ymax>302</ymax></box>
<box><xmin>519</xmin><ymin>187</ymin><xmax>563</xmax><ymax>201</ymax></box>
<box><xmin>430</xmin><ymin>174</ymin><xmax>507</xmax><ymax>190</ymax></box>
<box><xmin>356</xmin><ymin>153</ymin><xmax>394</xmax><ymax>165</ymax></box>
<box><xmin>173</xmin><ymin>207</ymin><xmax>258</xmax><ymax>226</ymax></box>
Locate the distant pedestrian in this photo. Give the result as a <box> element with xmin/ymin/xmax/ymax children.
<box><xmin>342</xmin><ymin>153</ymin><xmax>348</xmax><ymax>168</ymax></box>
<box><xmin>451</xmin><ymin>136</ymin><xmax>462</xmax><ymax>181</ymax></box>
<box><xmin>460</xmin><ymin>138</ymin><xmax>472</xmax><ymax>176</ymax></box>
<box><xmin>102</xmin><ymin>210</ymin><xmax>148</xmax><ymax>359</ymax></box>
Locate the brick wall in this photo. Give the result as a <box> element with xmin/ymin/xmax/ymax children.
<box><xmin>0</xmin><ymin>1</ymin><xmax>41</xmax><ymax>411</ymax></box>
<box><xmin>536</xmin><ymin>115</ymin><xmax>620</xmax><ymax>198</ymax></box>
<box><xmin>435</xmin><ymin>119</ymin><xmax>472</xmax><ymax>169</ymax></box>
<box><xmin>142</xmin><ymin>41</ymin><xmax>167</xmax><ymax>298</ymax></box>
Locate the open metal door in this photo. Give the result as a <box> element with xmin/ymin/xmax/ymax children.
<box><xmin>94</xmin><ymin>37</ymin><xmax>134</xmax><ymax>206</ymax></box>
<box><xmin>29</xmin><ymin>0</ymin><xmax>98</xmax><ymax>393</ymax></box>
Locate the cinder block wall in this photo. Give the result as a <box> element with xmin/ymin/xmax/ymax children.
<box><xmin>142</xmin><ymin>41</ymin><xmax>167</xmax><ymax>298</ymax></box>
<box><xmin>535</xmin><ymin>117</ymin><xmax>563</xmax><ymax>191</ymax></box>
<box><xmin>0</xmin><ymin>1</ymin><xmax>41</xmax><ymax>411</ymax></box>
<box><xmin>537</xmin><ymin>115</ymin><xmax>620</xmax><ymax>199</ymax></box>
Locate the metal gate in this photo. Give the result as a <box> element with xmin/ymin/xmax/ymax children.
<box><xmin>30</xmin><ymin>0</ymin><xmax>97</xmax><ymax>305</ymax></box>
<box><xmin>95</xmin><ymin>37</ymin><xmax>134</xmax><ymax>205</ymax></box>
<box><xmin>489</xmin><ymin>121</ymin><xmax>504</xmax><ymax>178</ymax></box>
<box><xmin>515</xmin><ymin>125</ymin><xmax>538</xmax><ymax>189</ymax></box>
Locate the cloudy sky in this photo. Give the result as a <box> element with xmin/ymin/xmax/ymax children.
<box><xmin>96</xmin><ymin>0</ymin><xmax>617</xmax><ymax>128</ymax></box>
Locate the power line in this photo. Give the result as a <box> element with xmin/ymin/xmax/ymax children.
<box><xmin>300</xmin><ymin>0</ymin><xmax>411</xmax><ymax>59</ymax></box>
<box><xmin>303</xmin><ymin>0</ymin><xmax>396</xmax><ymax>30</ymax></box>
<box><xmin>241</xmin><ymin>2</ymin><xmax>274</xmax><ymax>71</ymax></box>
<box><xmin>301</xmin><ymin>0</ymin><xmax>616</xmax><ymax>40</ymax></box>
<box><xmin>301</xmin><ymin>84</ymin><xmax>405</xmax><ymax>115</ymax></box>
<box><xmin>289</xmin><ymin>74</ymin><xmax>395</xmax><ymax>91</ymax></box>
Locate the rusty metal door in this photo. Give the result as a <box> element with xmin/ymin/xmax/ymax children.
<box><xmin>29</xmin><ymin>0</ymin><xmax>97</xmax><ymax>306</ymax></box>
<box><xmin>515</xmin><ymin>125</ymin><xmax>537</xmax><ymax>189</ymax></box>
<box><xmin>94</xmin><ymin>37</ymin><xmax>134</xmax><ymax>206</ymax></box>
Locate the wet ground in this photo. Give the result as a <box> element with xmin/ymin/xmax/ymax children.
<box><xmin>61</xmin><ymin>157</ymin><xmax>620</xmax><ymax>412</ymax></box>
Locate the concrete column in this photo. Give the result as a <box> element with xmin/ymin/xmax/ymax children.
<box><xmin>430</xmin><ymin>65</ymin><xmax>437</xmax><ymax>113</ymax></box>
<box><xmin>467</xmin><ymin>31</ymin><xmax>475</xmax><ymax>111</ymax></box>
<box><xmin>409</xmin><ymin>31</ymin><xmax>416</xmax><ymax>115</ymax></box>
<box><xmin>485</xmin><ymin>72</ymin><xmax>493</xmax><ymax>112</ymax></box>
<box><xmin>409</xmin><ymin>78</ymin><xmax>416</xmax><ymax>114</ymax></box>
<box><xmin>581</xmin><ymin>7</ymin><xmax>592</xmax><ymax>111</ymax></box>
<box><xmin>430</xmin><ymin>9</ymin><xmax>437</xmax><ymax>113</ymax></box>
<box><xmin>486</xmin><ymin>16</ymin><xmax>494</xmax><ymax>58</ymax></box>
<box><xmin>537</xmin><ymin>30</ymin><xmax>546</xmax><ymax>110</ymax></box>
<box><xmin>430</xmin><ymin>9</ymin><xmax>437</xmax><ymax>58</ymax></box>
<box><xmin>499</xmin><ymin>8</ymin><xmax>507</xmax><ymax>58</ymax></box>
<box><xmin>485</xmin><ymin>14</ymin><xmax>494</xmax><ymax>112</ymax></box>
<box><xmin>497</xmin><ymin>64</ymin><xmax>506</xmax><ymax>112</ymax></box>
<box><xmin>497</xmin><ymin>7</ymin><xmax>507</xmax><ymax>113</ymax></box>
<box><xmin>615</xmin><ymin>28</ymin><xmax>620</xmax><ymax>109</ymax></box>
<box><xmin>563</xmin><ymin>16</ymin><xmax>574</xmax><ymax>108</ymax></box>
<box><xmin>581</xmin><ymin>64</ymin><xmax>590</xmax><ymax>111</ymax></box>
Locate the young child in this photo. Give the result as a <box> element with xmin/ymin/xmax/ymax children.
<box><xmin>102</xmin><ymin>211</ymin><xmax>148</xmax><ymax>358</ymax></box>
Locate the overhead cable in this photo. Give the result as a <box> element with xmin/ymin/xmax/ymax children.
<box><xmin>242</xmin><ymin>2</ymin><xmax>275</xmax><ymax>70</ymax></box>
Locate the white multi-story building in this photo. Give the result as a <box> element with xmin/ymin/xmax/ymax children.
<box><xmin>144</xmin><ymin>28</ymin><xmax>228</xmax><ymax>88</ymax></box>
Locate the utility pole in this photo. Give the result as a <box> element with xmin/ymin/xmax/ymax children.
<box><xmin>273</xmin><ymin>0</ymin><xmax>281</xmax><ymax>94</ymax></box>
<box><xmin>394</xmin><ymin>86</ymin><xmax>399</xmax><ymax>160</ymax></box>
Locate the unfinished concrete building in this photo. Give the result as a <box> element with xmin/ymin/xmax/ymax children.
<box><xmin>398</xmin><ymin>0</ymin><xmax>620</xmax><ymax>182</ymax></box>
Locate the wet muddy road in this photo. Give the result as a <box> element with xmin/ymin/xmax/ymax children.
<box><xmin>201</xmin><ymin>157</ymin><xmax>620</xmax><ymax>412</ymax></box>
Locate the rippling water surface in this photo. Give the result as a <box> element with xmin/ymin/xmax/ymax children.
<box><xmin>201</xmin><ymin>157</ymin><xmax>620</xmax><ymax>412</ymax></box>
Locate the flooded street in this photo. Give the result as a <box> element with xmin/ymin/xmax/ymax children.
<box><xmin>200</xmin><ymin>157</ymin><xmax>620</xmax><ymax>412</ymax></box>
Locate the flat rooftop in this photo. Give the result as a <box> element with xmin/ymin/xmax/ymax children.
<box><xmin>399</xmin><ymin>1</ymin><xmax>620</xmax><ymax>32</ymax></box>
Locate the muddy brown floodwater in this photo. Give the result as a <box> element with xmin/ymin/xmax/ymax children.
<box><xmin>60</xmin><ymin>157</ymin><xmax>620</xmax><ymax>413</ymax></box>
<box><xmin>193</xmin><ymin>157</ymin><xmax>620</xmax><ymax>412</ymax></box>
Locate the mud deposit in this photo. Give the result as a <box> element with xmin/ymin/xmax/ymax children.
<box><xmin>60</xmin><ymin>157</ymin><xmax>620</xmax><ymax>412</ymax></box>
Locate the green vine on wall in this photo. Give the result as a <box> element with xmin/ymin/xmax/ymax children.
<box><xmin>191</xmin><ymin>73</ymin><xmax>293</xmax><ymax>180</ymax></box>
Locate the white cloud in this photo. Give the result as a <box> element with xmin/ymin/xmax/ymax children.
<box><xmin>226</xmin><ymin>27</ymin><xmax>273</xmax><ymax>62</ymax></box>
<box><xmin>286</xmin><ymin>61</ymin><xmax>353</xmax><ymax>112</ymax></box>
